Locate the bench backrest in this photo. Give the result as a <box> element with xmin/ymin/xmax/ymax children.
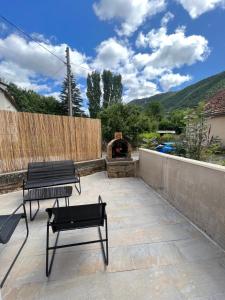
<box><xmin>27</xmin><ymin>160</ymin><xmax>75</xmax><ymax>182</ymax></box>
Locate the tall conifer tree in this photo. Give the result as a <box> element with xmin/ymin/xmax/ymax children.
<box><xmin>102</xmin><ymin>70</ymin><xmax>113</xmax><ymax>108</ymax></box>
<box><xmin>111</xmin><ymin>74</ymin><xmax>123</xmax><ymax>103</ymax></box>
<box><xmin>60</xmin><ymin>73</ymin><xmax>84</xmax><ymax>116</ymax></box>
<box><xmin>86</xmin><ymin>71</ymin><xmax>101</xmax><ymax>118</ymax></box>
<box><xmin>102</xmin><ymin>70</ymin><xmax>123</xmax><ymax>107</ymax></box>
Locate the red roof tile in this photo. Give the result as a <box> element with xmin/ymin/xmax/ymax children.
<box><xmin>205</xmin><ymin>89</ymin><xmax>225</xmax><ymax>117</ymax></box>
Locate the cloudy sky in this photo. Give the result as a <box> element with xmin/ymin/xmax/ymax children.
<box><xmin>0</xmin><ymin>0</ymin><xmax>225</xmax><ymax>104</ymax></box>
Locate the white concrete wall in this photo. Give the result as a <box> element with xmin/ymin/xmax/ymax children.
<box><xmin>0</xmin><ymin>91</ymin><xmax>17</xmax><ymax>111</ymax></box>
<box><xmin>139</xmin><ymin>148</ymin><xmax>225</xmax><ymax>249</ymax></box>
<box><xmin>207</xmin><ymin>116</ymin><xmax>225</xmax><ymax>145</ymax></box>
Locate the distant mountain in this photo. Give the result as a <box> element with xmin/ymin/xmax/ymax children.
<box><xmin>129</xmin><ymin>71</ymin><xmax>225</xmax><ymax>111</ymax></box>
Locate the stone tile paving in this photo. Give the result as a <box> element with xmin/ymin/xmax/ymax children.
<box><xmin>0</xmin><ymin>172</ymin><xmax>225</xmax><ymax>300</ymax></box>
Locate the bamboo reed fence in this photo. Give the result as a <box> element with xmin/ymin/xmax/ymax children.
<box><xmin>0</xmin><ymin>110</ymin><xmax>102</xmax><ymax>173</ymax></box>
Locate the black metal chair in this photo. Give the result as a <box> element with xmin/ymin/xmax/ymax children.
<box><xmin>45</xmin><ymin>196</ymin><xmax>108</xmax><ymax>277</ymax></box>
<box><xmin>0</xmin><ymin>203</ymin><xmax>29</xmax><ymax>288</ymax></box>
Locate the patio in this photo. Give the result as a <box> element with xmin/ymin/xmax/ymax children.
<box><xmin>1</xmin><ymin>171</ymin><xmax>225</xmax><ymax>300</ymax></box>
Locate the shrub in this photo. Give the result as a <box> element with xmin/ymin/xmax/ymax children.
<box><xmin>139</xmin><ymin>132</ymin><xmax>160</xmax><ymax>149</ymax></box>
<box><xmin>99</xmin><ymin>103</ymin><xmax>153</xmax><ymax>146</ymax></box>
<box><xmin>160</xmin><ymin>134</ymin><xmax>174</xmax><ymax>143</ymax></box>
<box><xmin>139</xmin><ymin>132</ymin><xmax>160</xmax><ymax>141</ymax></box>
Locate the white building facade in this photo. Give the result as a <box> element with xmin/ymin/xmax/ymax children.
<box><xmin>0</xmin><ymin>81</ymin><xmax>17</xmax><ymax>112</ymax></box>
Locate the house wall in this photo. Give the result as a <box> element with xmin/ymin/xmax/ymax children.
<box><xmin>139</xmin><ymin>148</ymin><xmax>225</xmax><ymax>250</ymax></box>
<box><xmin>0</xmin><ymin>90</ymin><xmax>17</xmax><ymax>112</ymax></box>
<box><xmin>207</xmin><ymin>115</ymin><xmax>225</xmax><ymax>145</ymax></box>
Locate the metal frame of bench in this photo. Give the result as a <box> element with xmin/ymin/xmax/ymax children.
<box><xmin>45</xmin><ymin>196</ymin><xmax>108</xmax><ymax>277</ymax></box>
<box><xmin>23</xmin><ymin>160</ymin><xmax>81</xmax><ymax>197</ymax></box>
<box><xmin>0</xmin><ymin>203</ymin><xmax>29</xmax><ymax>288</ymax></box>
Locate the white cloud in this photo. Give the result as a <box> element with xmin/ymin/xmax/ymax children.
<box><xmin>133</xmin><ymin>53</ymin><xmax>152</xmax><ymax>68</ymax></box>
<box><xmin>0</xmin><ymin>60</ymin><xmax>50</xmax><ymax>91</ymax></box>
<box><xmin>121</xmin><ymin>67</ymin><xmax>159</xmax><ymax>101</ymax></box>
<box><xmin>30</xmin><ymin>33</ymin><xmax>52</xmax><ymax>44</ymax></box>
<box><xmin>93</xmin><ymin>0</ymin><xmax>166</xmax><ymax>36</ymax></box>
<box><xmin>123</xmin><ymin>78</ymin><xmax>159</xmax><ymax>102</ymax></box>
<box><xmin>136</xmin><ymin>26</ymin><xmax>210</xmax><ymax>69</ymax></box>
<box><xmin>161</xmin><ymin>11</ymin><xmax>174</xmax><ymax>27</ymax></box>
<box><xmin>136</xmin><ymin>32</ymin><xmax>148</xmax><ymax>48</ymax></box>
<box><xmin>92</xmin><ymin>38</ymin><xmax>160</xmax><ymax>102</ymax></box>
<box><xmin>160</xmin><ymin>72</ymin><xmax>192</xmax><ymax>91</ymax></box>
<box><xmin>134</xmin><ymin>25</ymin><xmax>209</xmax><ymax>96</ymax></box>
<box><xmin>0</xmin><ymin>20</ymin><xmax>210</xmax><ymax>103</ymax></box>
<box><xmin>91</xmin><ymin>22</ymin><xmax>210</xmax><ymax>102</ymax></box>
<box><xmin>177</xmin><ymin>0</ymin><xmax>225</xmax><ymax>18</ymax></box>
<box><xmin>0</xmin><ymin>33</ymin><xmax>90</xmax><ymax>93</ymax></box>
<box><xmin>93</xmin><ymin>37</ymin><xmax>131</xmax><ymax>70</ymax></box>
<box><xmin>142</xmin><ymin>65</ymin><xmax>166</xmax><ymax>79</ymax></box>
<box><xmin>133</xmin><ymin>54</ymin><xmax>167</xmax><ymax>79</ymax></box>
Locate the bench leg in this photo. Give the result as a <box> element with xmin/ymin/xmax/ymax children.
<box><xmin>29</xmin><ymin>200</ymin><xmax>40</xmax><ymax>221</ymax></box>
<box><xmin>98</xmin><ymin>216</ymin><xmax>109</xmax><ymax>266</ymax></box>
<box><xmin>75</xmin><ymin>181</ymin><xmax>81</xmax><ymax>195</ymax></box>
<box><xmin>65</xmin><ymin>197</ymin><xmax>70</xmax><ymax>207</ymax></box>
<box><xmin>0</xmin><ymin>205</ymin><xmax>29</xmax><ymax>288</ymax></box>
<box><xmin>46</xmin><ymin>223</ymin><xmax>60</xmax><ymax>277</ymax></box>
<box><xmin>53</xmin><ymin>198</ymin><xmax>59</xmax><ymax>208</ymax></box>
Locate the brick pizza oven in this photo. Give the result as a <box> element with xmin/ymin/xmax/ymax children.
<box><xmin>107</xmin><ymin>132</ymin><xmax>132</xmax><ymax>161</ymax></box>
<box><xmin>106</xmin><ymin>132</ymin><xmax>135</xmax><ymax>178</ymax></box>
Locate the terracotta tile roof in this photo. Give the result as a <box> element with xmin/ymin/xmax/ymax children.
<box><xmin>205</xmin><ymin>89</ymin><xmax>225</xmax><ymax>117</ymax></box>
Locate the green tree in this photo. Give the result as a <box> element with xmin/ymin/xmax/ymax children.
<box><xmin>102</xmin><ymin>70</ymin><xmax>113</xmax><ymax>108</ymax></box>
<box><xmin>146</xmin><ymin>101</ymin><xmax>163</xmax><ymax>121</ymax></box>
<box><xmin>184</xmin><ymin>102</ymin><xmax>209</xmax><ymax>160</ymax></box>
<box><xmin>8</xmin><ymin>83</ymin><xmax>62</xmax><ymax>115</ymax></box>
<box><xmin>60</xmin><ymin>73</ymin><xmax>84</xmax><ymax>116</ymax></box>
<box><xmin>99</xmin><ymin>103</ymin><xmax>152</xmax><ymax>145</ymax></box>
<box><xmin>102</xmin><ymin>70</ymin><xmax>123</xmax><ymax>108</ymax></box>
<box><xmin>168</xmin><ymin>109</ymin><xmax>186</xmax><ymax>133</ymax></box>
<box><xmin>158</xmin><ymin>109</ymin><xmax>186</xmax><ymax>133</ymax></box>
<box><xmin>111</xmin><ymin>74</ymin><xmax>123</xmax><ymax>103</ymax></box>
<box><xmin>86</xmin><ymin>71</ymin><xmax>101</xmax><ymax>118</ymax></box>
<box><xmin>158</xmin><ymin>118</ymin><xmax>175</xmax><ymax>131</ymax></box>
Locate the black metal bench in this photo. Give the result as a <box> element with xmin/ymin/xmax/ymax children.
<box><xmin>0</xmin><ymin>204</ymin><xmax>29</xmax><ymax>288</ymax></box>
<box><xmin>24</xmin><ymin>186</ymin><xmax>73</xmax><ymax>221</ymax></box>
<box><xmin>23</xmin><ymin>160</ymin><xmax>81</xmax><ymax>196</ymax></box>
<box><xmin>45</xmin><ymin>195</ymin><xmax>108</xmax><ymax>277</ymax></box>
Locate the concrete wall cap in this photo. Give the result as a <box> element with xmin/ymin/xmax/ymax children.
<box><xmin>139</xmin><ymin>148</ymin><xmax>225</xmax><ymax>173</ymax></box>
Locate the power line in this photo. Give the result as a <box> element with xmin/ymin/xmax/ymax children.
<box><xmin>70</xmin><ymin>61</ymin><xmax>93</xmax><ymax>73</ymax></box>
<box><xmin>0</xmin><ymin>14</ymin><xmax>94</xmax><ymax>73</ymax></box>
<box><xmin>0</xmin><ymin>15</ymin><xmax>66</xmax><ymax>65</ymax></box>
